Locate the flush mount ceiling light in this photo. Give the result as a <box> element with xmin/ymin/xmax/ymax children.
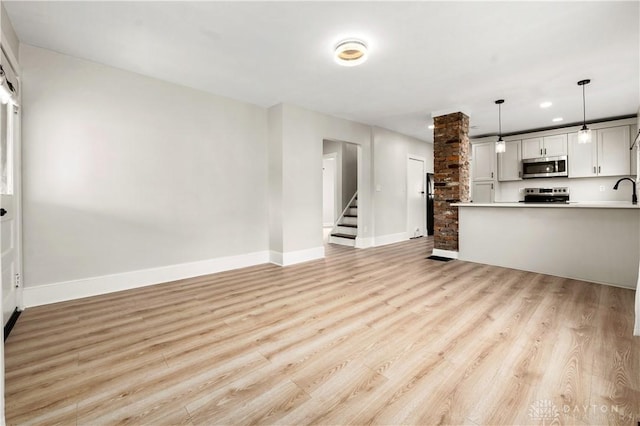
<box><xmin>552</xmin><ymin>117</ymin><xmax>563</xmax><ymax>122</ymax></box>
<box><xmin>577</xmin><ymin>79</ymin><xmax>592</xmax><ymax>144</ymax></box>
<box><xmin>495</xmin><ymin>99</ymin><xmax>506</xmax><ymax>153</ymax></box>
<box><xmin>334</xmin><ymin>39</ymin><xmax>368</xmax><ymax>67</ymax></box>
<box><xmin>540</xmin><ymin>101</ymin><xmax>553</xmax><ymax>108</ymax></box>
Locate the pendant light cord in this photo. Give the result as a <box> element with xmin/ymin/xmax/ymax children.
<box><xmin>499</xmin><ymin>103</ymin><xmax>502</xmax><ymax>138</ymax></box>
<box><xmin>582</xmin><ymin>83</ymin><xmax>586</xmax><ymax>127</ymax></box>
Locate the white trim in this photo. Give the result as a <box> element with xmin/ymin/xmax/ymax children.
<box><xmin>355</xmin><ymin>236</ymin><xmax>373</xmax><ymax>248</ymax></box>
<box><xmin>374</xmin><ymin>232</ymin><xmax>409</xmax><ymax>247</ymax></box>
<box><xmin>432</xmin><ymin>248</ymin><xmax>459</xmax><ymax>259</ymax></box>
<box><xmin>22</xmin><ymin>250</ymin><xmax>270</xmax><ymax>307</ymax></box>
<box><xmin>269</xmin><ymin>246</ymin><xmax>324</xmax><ymax>266</ymax></box>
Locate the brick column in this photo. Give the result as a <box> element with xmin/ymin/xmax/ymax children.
<box><xmin>433</xmin><ymin>112</ymin><xmax>470</xmax><ymax>255</ymax></box>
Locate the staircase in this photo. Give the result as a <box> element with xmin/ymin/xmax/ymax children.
<box><xmin>329</xmin><ymin>194</ymin><xmax>358</xmax><ymax>247</ymax></box>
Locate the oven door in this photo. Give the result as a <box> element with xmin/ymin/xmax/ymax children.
<box><xmin>522</xmin><ymin>156</ymin><xmax>568</xmax><ymax>178</ymax></box>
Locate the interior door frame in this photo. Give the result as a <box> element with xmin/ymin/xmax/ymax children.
<box><xmin>406</xmin><ymin>155</ymin><xmax>426</xmax><ymax>238</ymax></box>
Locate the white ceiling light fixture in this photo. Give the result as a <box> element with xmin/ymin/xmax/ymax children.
<box><xmin>495</xmin><ymin>99</ymin><xmax>506</xmax><ymax>153</ymax></box>
<box><xmin>552</xmin><ymin>117</ymin><xmax>563</xmax><ymax>122</ymax></box>
<box><xmin>334</xmin><ymin>39</ymin><xmax>368</xmax><ymax>67</ymax></box>
<box><xmin>428</xmin><ymin>124</ymin><xmax>435</xmax><ymax>130</ymax></box>
<box><xmin>577</xmin><ymin>79</ymin><xmax>592</xmax><ymax>144</ymax></box>
<box><xmin>540</xmin><ymin>101</ymin><xmax>553</xmax><ymax>108</ymax></box>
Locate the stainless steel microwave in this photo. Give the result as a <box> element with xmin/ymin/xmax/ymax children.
<box><xmin>522</xmin><ymin>155</ymin><xmax>568</xmax><ymax>179</ymax></box>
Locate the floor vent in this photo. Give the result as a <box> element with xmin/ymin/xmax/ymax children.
<box><xmin>426</xmin><ymin>255</ymin><xmax>454</xmax><ymax>262</ymax></box>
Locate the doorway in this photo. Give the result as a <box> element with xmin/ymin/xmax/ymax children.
<box><xmin>323</xmin><ymin>140</ymin><xmax>359</xmax><ymax>246</ymax></box>
<box><xmin>0</xmin><ymin>79</ymin><xmax>21</xmax><ymax>327</ymax></box>
<box><xmin>407</xmin><ymin>157</ymin><xmax>426</xmax><ymax>238</ymax></box>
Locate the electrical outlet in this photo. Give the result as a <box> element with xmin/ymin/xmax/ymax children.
<box><xmin>599</xmin><ymin>185</ymin><xmax>605</xmax><ymax>192</ymax></box>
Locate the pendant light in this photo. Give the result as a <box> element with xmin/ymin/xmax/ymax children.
<box><xmin>495</xmin><ymin>99</ymin><xmax>506</xmax><ymax>153</ymax></box>
<box><xmin>577</xmin><ymin>79</ymin><xmax>591</xmax><ymax>144</ymax></box>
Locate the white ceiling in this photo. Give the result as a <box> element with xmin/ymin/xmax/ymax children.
<box><xmin>4</xmin><ymin>1</ymin><xmax>640</xmax><ymax>142</ymax></box>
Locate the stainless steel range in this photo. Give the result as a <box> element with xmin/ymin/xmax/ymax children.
<box><xmin>523</xmin><ymin>187</ymin><xmax>570</xmax><ymax>203</ymax></box>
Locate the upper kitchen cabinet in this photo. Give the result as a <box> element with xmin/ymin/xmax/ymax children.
<box><xmin>472</xmin><ymin>142</ymin><xmax>496</xmax><ymax>181</ymax></box>
<box><xmin>568</xmin><ymin>133</ymin><xmax>596</xmax><ymax>177</ymax></box>
<box><xmin>597</xmin><ymin>126</ymin><xmax>630</xmax><ymax>176</ymax></box>
<box><xmin>522</xmin><ymin>135</ymin><xmax>568</xmax><ymax>159</ymax></box>
<box><xmin>498</xmin><ymin>140</ymin><xmax>522</xmax><ymax>181</ymax></box>
<box><xmin>568</xmin><ymin>125</ymin><xmax>630</xmax><ymax>178</ymax></box>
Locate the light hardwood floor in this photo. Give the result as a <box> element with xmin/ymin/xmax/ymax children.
<box><xmin>5</xmin><ymin>237</ymin><xmax>640</xmax><ymax>425</ymax></box>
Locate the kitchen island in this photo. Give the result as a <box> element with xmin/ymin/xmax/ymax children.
<box><xmin>454</xmin><ymin>201</ymin><xmax>640</xmax><ymax>289</ymax></box>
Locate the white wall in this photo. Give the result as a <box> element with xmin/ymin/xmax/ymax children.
<box><xmin>322</xmin><ymin>139</ymin><xmax>358</xmax><ymax>216</ymax></box>
<box><xmin>19</xmin><ymin>45</ymin><xmax>437</xmax><ymax>297</ymax></box>
<box><xmin>322</xmin><ymin>140</ymin><xmax>343</xmax><ymax>220</ymax></box>
<box><xmin>21</xmin><ymin>45</ymin><xmax>269</xmax><ymax>288</ymax></box>
<box><xmin>342</xmin><ymin>142</ymin><xmax>358</xmax><ymax>208</ymax></box>
<box><xmin>1</xmin><ymin>3</ymin><xmax>19</xmax><ymax>62</ymax></box>
<box><xmin>268</xmin><ymin>104</ymin><xmax>283</xmax><ymax>254</ymax></box>
<box><xmin>270</xmin><ymin>104</ymin><xmax>373</xmax><ymax>257</ymax></box>
<box><xmin>372</xmin><ymin>126</ymin><xmax>433</xmax><ymax>240</ymax></box>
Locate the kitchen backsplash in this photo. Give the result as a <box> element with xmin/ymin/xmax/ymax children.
<box><xmin>496</xmin><ymin>175</ymin><xmax>638</xmax><ymax>203</ymax></box>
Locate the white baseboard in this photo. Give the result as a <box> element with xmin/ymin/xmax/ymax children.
<box><xmin>432</xmin><ymin>248</ymin><xmax>459</xmax><ymax>259</ymax></box>
<box><xmin>374</xmin><ymin>232</ymin><xmax>409</xmax><ymax>247</ymax></box>
<box><xmin>270</xmin><ymin>246</ymin><xmax>324</xmax><ymax>266</ymax></box>
<box><xmin>23</xmin><ymin>250</ymin><xmax>270</xmax><ymax>308</ymax></box>
<box><xmin>355</xmin><ymin>236</ymin><xmax>373</xmax><ymax>248</ymax></box>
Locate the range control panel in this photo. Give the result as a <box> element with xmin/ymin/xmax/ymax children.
<box><xmin>524</xmin><ymin>187</ymin><xmax>570</xmax><ymax>195</ymax></box>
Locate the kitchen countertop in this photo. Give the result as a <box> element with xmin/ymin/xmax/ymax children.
<box><xmin>453</xmin><ymin>201</ymin><xmax>640</xmax><ymax>209</ymax></box>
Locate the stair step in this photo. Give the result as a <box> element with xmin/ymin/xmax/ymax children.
<box><xmin>331</xmin><ymin>233</ymin><xmax>356</xmax><ymax>239</ymax></box>
<box><xmin>344</xmin><ymin>214</ymin><xmax>357</xmax><ymax>218</ymax></box>
<box><xmin>338</xmin><ymin>223</ymin><xmax>357</xmax><ymax>228</ymax></box>
<box><xmin>329</xmin><ymin>235</ymin><xmax>356</xmax><ymax>247</ymax></box>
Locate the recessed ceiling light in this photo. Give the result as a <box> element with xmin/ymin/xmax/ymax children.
<box><xmin>334</xmin><ymin>39</ymin><xmax>368</xmax><ymax>67</ymax></box>
<box><xmin>428</xmin><ymin>124</ymin><xmax>435</xmax><ymax>129</ymax></box>
<box><xmin>552</xmin><ymin>117</ymin><xmax>563</xmax><ymax>122</ymax></box>
<box><xmin>540</xmin><ymin>101</ymin><xmax>553</xmax><ymax>108</ymax></box>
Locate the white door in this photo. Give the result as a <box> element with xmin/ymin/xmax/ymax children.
<box><xmin>322</xmin><ymin>156</ymin><xmax>337</xmax><ymax>227</ymax></box>
<box><xmin>1</xmin><ymin>101</ymin><xmax>19</xmax><ymax>325</ymax></box>
<box><xmin>407</xmin><ymin>158</ymin><xmax>425</xmax><ymax>238</ymax></box>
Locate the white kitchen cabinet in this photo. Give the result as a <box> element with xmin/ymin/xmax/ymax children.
<box><xmin>522</xmin><ymin>135</ymin><xmax>568</xmax><ymax>159</ymax></box>
<box><xmin>522</xmin><ymin>137</ymin><xmax>543</xmax><ymax>159</ymax></box>
<box><xmin>598</xmin><ymin>126</ymin><xmax>630</xmax><ymax>176</ymax></box>
<box><xmin>472</xmin><ymin>181</ymin><xmax>494</xmax><ymax>203</ymax></box>
<box><xmin>568</xmin><ymin>132</ymin><xmax>596</xmax><ymax>177</ymax></box>
<box><xmin>568</xmin><ymin>125</ymin><xmax>630</xmax><ymax>178</ymax></box>
<box><xmin>472</xmin><ymin>142</ymin><xmax>496</xmax><ymax>181</ymax></box>
<box><xmin>498</xmin><ymin>140</ymin><xmax>522</xmax><ymax>181</ymax></box>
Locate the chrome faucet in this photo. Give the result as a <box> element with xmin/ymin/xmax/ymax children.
<box><xmin>613</xmin><ymin>177</ymin><xmax>637</xmax><ymax>204</ymax></box>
